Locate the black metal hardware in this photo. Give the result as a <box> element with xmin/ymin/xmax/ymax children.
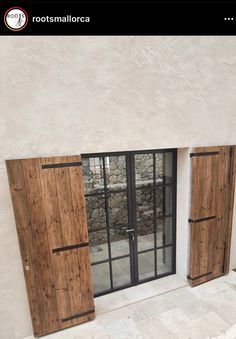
<box><xmin>102</xmin><ymin>156</ymin><xmax>114</xmax><ymax>290</ymax></box>
<box><xmin>188</xmin><ymin>216</ymin><xmax>216</xmax><ymax>223</ymax></box>
<box><xmin>222</xmin><ymin>241</ymin><xmax>227</xmax><ymax>273</ymax></box>
<box><xmin>42</xmin><ymin>162</ymin><xmax>82</xmax><ymax>169</ymax></box>
<box><xmin>228</xmin><ymin>146</ymin><xmax>233</xmax><ymax>184</ymax></box>
<box><xmin>61</xmin><ymin>308</ymin><xmax>95</xmax><ymax>322</ymax></box>
<box><xmin>190</xmin><ymin>151</ymin><xmax>219</xmax><ymax>158</ymax></box>
<box><xmin>187</xmin><ymin>271</ymin><xmax>212</xmax><ymax>281</ymax></box>
<box><xmin>52</xmin><ymin>242</ymin><xmax>88</xmax><ymax>253</ymax></box>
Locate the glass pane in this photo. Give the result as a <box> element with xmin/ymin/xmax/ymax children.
<box><xmin>157</xmin><ymin>246</ymin><xmax>173</xmax><ymax>275</ymax></box>
<box><xmin>108</xmin><ymin>192</ymin><xmax>128</xmax><ymax>226</ymax></box>
<box><xmin>155</xmin><ymin>152</ymin><xmax>173</xmax><ymax>184</ymax></box>
<box><xmin>137</xmin><ymin>220</ymin><xmax>154</xmax><ymax>252</ymax></box>
<box><xmin>89</xmin><ymin>231</ymin><xmax>109</xmax><ymax>263</ymax></box>
<box><xmin>92</xmin><ymin>263</ymin><xmax>110</xmax><ymax>294</ymax></box>
<box><xmin>136</xmin><ymin>187</ymin><xmax>154</xmax><ymax>222</ymax></box>
<box><xmin>138</xmin><ymin>251</ymin><xmax>155</xmax><ymax>280</ymax></box>
<box><xmin>82</xmin><ymin>157</ymin><xmax>104</xmax><ymax>193</ymax></box>
<box><xmin>85</xmin><ymin>195</ymin><xmax>106</xmax><ymax>232</ymax></box>
<box><xmin>105</xmin><ymin>156</ymin><xmax>127</xmax><ymax>191</ymax></box>
<box><xmin>110</xmin><ymin>227</ymin><xmax>130</xmax><ymax>258</ymax></box>
<box><xmin>112</xmin><ymin>257</ymin><xmax>131</xmax><ymax>288</ymax></box>
<box><xmin>156</xmin><ymin>217</ymin><xmax>173</xmax><ymax>247</ymax></box>
<box><xmin>156</xmin><ymin>185</ymin><xmax>173</xmax><ymax>217</ymax></box>
<box><xmin>135</xmin><ymin>154</ymin><xmax>154</xmax><ymax>185</ymax></box>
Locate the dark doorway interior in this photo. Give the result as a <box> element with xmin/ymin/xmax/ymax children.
<box><xmin>82</xmin><ymin>149</ymin><xmax>177</xmax><ymax>297</ymax></box>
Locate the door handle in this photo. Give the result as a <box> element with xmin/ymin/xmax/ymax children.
<box><xmin>125</xmin><ymin>228</ymin><xmax>134</xmax><ymax>233</ymax></box>
<box><xmin>125</xmin><ymin>228</ymin><xmax>135</xmax><ymax>242</ymax></box>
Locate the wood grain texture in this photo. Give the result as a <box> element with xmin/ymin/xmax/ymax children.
<box><xmin>188</xmin><ymin>146</ymin><xmax>236</xmax><ymax>287</ymax></box>
<box><xmin>6</xmin><ymin>155</ymin><xmax>95</xmax><ymax>336</ymax></box>
<box><xmin>6</xmin><ymin>160</ymin><xmax>45</xmax><ymax>336</ymax></box>
<box><xmin>224</xmin><ymin>146</ymin><xmax>236</xmax><ymax>273</ymax></box>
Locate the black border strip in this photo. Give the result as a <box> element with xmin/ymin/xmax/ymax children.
<box><xmin>42</xmin><ymin>162</ymin><xmax>82</xmax><ymax>169</ymax></box>
<box><xmin>52</xmin><ymin>242</ymin><xmax>88</xmax><ymax>253</ymax></box>
<box><xmin>190</xmin><ymin>152</ymin><xmax>219</xmax><ymax>158</ymax></box>
<box><xmin>61</xmin><ymin>308</ymin><xmax>95</xmax><ymax>323</ymax></box>
<box><xmin>187</xmin><ymin>272</ymin><xmax>212</xmax><ymax>281</ymax></box>
<box><xmin>188</xmin><ymin>216</ymin><xmax>216</xmax><ymax>223</ymax></box>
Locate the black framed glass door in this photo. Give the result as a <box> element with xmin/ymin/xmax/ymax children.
<box><xmin>82</xmin><ymin>149</ymin><xmax>176</xmax><ymax>297</ymax></box>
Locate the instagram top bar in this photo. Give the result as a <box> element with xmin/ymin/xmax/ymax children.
<box><xmin>1</xmin><ymin>2</ymin><xmax>236</xmax><ymax>35</ymax></box>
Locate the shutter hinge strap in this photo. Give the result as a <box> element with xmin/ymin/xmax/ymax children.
<box><xmin>190</xmin><ymin>151</ymin><xmax>219</xmax><ymax>158</ymax></box>
<box><xmin>188</xmin><ymin>216</ymin><xmax>216</xmax><ymax>223</ymax></box>
<box><xmin>61</xmin><ymin>308</ymin><xmax>95</xmax><ymax>322</ymax></box>
<box><xmin>52</xmin><ymin>242</ymin><xmax>88</xmax><ymax>253</ymax></box>
<box><xmin>42</xmin><ymin>162</ymin><xmax>82</xmax><ymax>169</ymax></box>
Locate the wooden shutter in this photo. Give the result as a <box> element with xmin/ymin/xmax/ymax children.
<box><xmin>188</xmin><ymin>146</ymin><xmax>236</xmax><ymax>287</ymax></box>
<box><xmin>6</xmin><ymin>155</ymin><xmax>95</xmax><ymax>337</ymax></box>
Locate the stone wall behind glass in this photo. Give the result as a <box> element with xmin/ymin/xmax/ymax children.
<box><xmin>83</xmin><ymin>154</ymin><xmax>165</xmax><ymax>246</ymax></box>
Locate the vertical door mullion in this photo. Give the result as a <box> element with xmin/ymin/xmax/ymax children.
<box><xmin>162</xmin><ymin>153</ymin><xmax>166</xmax><ymax>265</ymax></box>
<box><xmin>130</xmin><ymin>153</ymin><xmax>139</xmax><ymax>284</ymax></box>
<box><xmin>153</xmin><ymin>153</ymin><xmax>157</xmax><ymax>276</ymax></box>
<box><xmin>126</xmin><ymin>153</ymin><xmax>135</xmax><ymax>285</ymax></box>
<box><xmin>172</xmin><ymin>149</ymin><xmax>177</xmax><ymax>273</ymax></box>
<box><xmin>102</xmin><ymin>157</ymin><xmax>114</xmax><ymax>290</ymax></box>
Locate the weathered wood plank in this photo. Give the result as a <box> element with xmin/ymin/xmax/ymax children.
<box><xmin>21</xmin><ymin>159</ymin><xmax>60</xmax><ymax>334</ymax></box>
<box><xmin>189</xmin><ymin>146</ymin><xmax>236</xmax><ymax>287</ymax></box>
<box><xmin>6</xmin><ymin>160</ymin><xmax>45</xmax><ymax>336</ymax></box>
<box><xmin>6</xmin><ymin>155</ymin><xmax>95</xmax><ymax>336</ymax></box>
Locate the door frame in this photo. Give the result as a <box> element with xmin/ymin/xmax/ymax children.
<box><xmin>82</xmin><ymin>148</ymin><xmax>177</xmax><ymax>297</ymax></box>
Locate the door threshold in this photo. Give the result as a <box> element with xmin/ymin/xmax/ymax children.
<box><xmin>95</xmin><ymin>274</ymin><xmax>187</xmax><ymax>316</ymax></box>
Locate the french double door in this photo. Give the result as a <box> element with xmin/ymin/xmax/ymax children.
<box><xmin>82</xmin><ymin>149</ymin><xmax>177</xmax><ymax>296</ymax></box>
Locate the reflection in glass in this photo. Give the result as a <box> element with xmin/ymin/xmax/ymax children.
<box><xmin>156</xmin><ymin>217</ymin><xmax>173</xmax><ymax>247</ymax></box>
<box><xmin>92</xmin><ymin>263</ymin><xmax>110</xmax><ymax>294</ymax></box>
<box><xmin>112</xmin><ymin>257</ymin><xmax>131</xmax><ymax>287</ymax></box>
<box><xmin>89</xmin><ymin>232</ymin><xmax>109</xmax><ymax>263</ymax></box>
<box><xmin>138</xmin><ymin>251</ymin><xmax>155</xmax><ymax>280</ymax></box>
<box><xmin>135</xmin><ymin>154</ymin><xmax>153</xmax><ymax>185</ymax></box>
<box><xmin>106</xmin><ymin>156</ymin><xmax>127</xmax><ymax>191</ymax></box>
<box><xmin>85</xmin><ymin>195</ymin><xmax>106</xmax><ymax>232</ymax></box>
<box><xmin>136</xmin><ymin>187</ymin><xmax>154</xmax><ymax>222</ymax></box>
<box><xmin>156</xmin><ymin>185</ymin><xmax>173</xmax><ymax>217</ymax></box>
<box><xmin>155</xmin><ymin>152</ymin><xmax>173</xmax><ymax>184</ymax></box>
<box><xmin>108</xmin><ymin>192</ymin><xmax>128</xmax><ymax>226</ymax></box>
<box><xmin>82</xmin><ymin>157</ymin><xmax>104</xmax><ymax>193</ymax></box>
<box><xmin>137</xmin><ymin>220</ymin><xmax>154</xmax><ymax>252</ymax></box>
<box><xmin>156</xmin><ymin>246</ymin><xmax>172</xmax><ymax>275</ymax></box>
<box><xmin>110</xmin><ymin>227</ymin><xmax>130</xmax><ymax>258</ymax></box>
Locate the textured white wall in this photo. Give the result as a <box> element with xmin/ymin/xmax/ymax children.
<box><xmin>1</xmin><ymin>36</ymin><xmax>236</xmax><ymax>339</ymax></box>
<box><xmin>176</xmin><ymin>148</ymin><xmax>192</xmax><ymax>281</ymax></box>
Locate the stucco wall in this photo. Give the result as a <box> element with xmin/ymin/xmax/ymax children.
<box><xmin>1</xmin><ymin>36</ymin><xmax>236</xmax><ymax>339</ymax></box>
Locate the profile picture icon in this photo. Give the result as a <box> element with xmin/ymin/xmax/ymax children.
<box><xmin>4</xmin><ymin>7</ymin><xmax>28</xmax><ymax>31</ymax></box>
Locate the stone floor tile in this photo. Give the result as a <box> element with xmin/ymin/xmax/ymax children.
<box><xmin>136</xmin><ymin>315</ymin><xmax>173</xmax><ymax>339</ymax></box>
<box><xmin>189</xmin><ymin>276</ymin><xmax>232</xmax><ymax>300</ymax></box>
<box><xmin>203</xmin><ymin>288</ymin><xmax>236</xmax><ymax>325</ymax></box>
<box><xmin>102</xmin><ymin>318</ymin><xmax>142</xmax><ymax>339</ymax></box>
<box><xmin>97</xmin><ymin>306</ymin><xmax>134</xmax><ymax>325</ymax></box>
<box><xmin>158</xmin><ymin>307</ymin><xmax>193</xmax><ymax>335</ymax></box>
<box><xmin>128</xmin><ymin>293</ymin><xmax>177</xmax><ymax>323</ymax></box>
<box><xmin>169</xmin><ymin>288</ymin><xmax>212</xmax><ymax>320</ymax></box>
<box><xmin>211</xmin><ymin>323</ymin><xmax>236</xmax><ymax>339</ymax></box>
<box><xmin>149</xmin><ymin>274</ymin><xmax>188</xmax><ymax>294</ymax></box>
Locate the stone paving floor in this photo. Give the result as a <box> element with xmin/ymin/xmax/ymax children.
<box><xmin>25</xmin><ymin>272</ymin><xmax>236</xmax><ymax>339</ymax></box>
